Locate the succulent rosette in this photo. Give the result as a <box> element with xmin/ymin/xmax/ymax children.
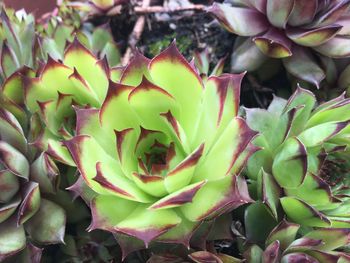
<box><xmin>20</xmin><ymin>39</ymin><xmax>120</xmax><ymax>165</ymax></box>
<box><xmin>209</xmin><ymin>0</ymin><xmax>350</xmax><ymax>87</ymax></box>
<box><xmin>63</xmin><ymin>43</ymin><xmax>257</xmax><ymax>256</ymax></box>
<box><xmin>245</xmin><ymin>87</ymin><xmax>350</xmax><ymax>228</ymax></box>
<box><xmin>0</xmin><ymin>109</ymin><xmax>66</xmax><ymax>261</ymax></box>
<box><xmin>242</xmin><ymin>219</ymin><xmax>350</xmax><ymax>263</ymax></box>
<box><xmin>0</xmin><ymin>9</ymin><xmax>36</xmax><ymax>83</ymax></box>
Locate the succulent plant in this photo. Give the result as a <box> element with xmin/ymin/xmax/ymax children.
<box><xmin>209</xmin><ymin>0</ymin><xmax>350</xmax><ymax>88</ymax></box>
<box><xmin>63</xmin><ymin>42</ymin><xmax>257</xmax><ymax>258</ymax></box>
<box><xmin>193</xmin><ymin>48</ymin><xmax>226</xmax><ymax>80</ymax></box>
<box><xmin>0</xmin><ymin>109</ymin><xmax>66</xmax><ymax>261</ymax></box>
<box><xmin>39</xmin><ymin>23</ymin><xmax>121</xmax><ymax>67</ymax></box>
<box><xmin>15</xmin><ymin>38</ymin><xmax>121</xmax><ymax>166</ymax></box>
<box><xmin>0</xmin><ymin>9</ymin><xmax>36</xmax><ymax>83</ymax></box>
<box><xmin>245</xmin><ymin>87</ymin><xmax>350</xmax><ymax>228</ymax></box>
<box><xmin>242</xmin><ymin>219</ymin><xmax>350</xmax><ymax>263</ymax></box>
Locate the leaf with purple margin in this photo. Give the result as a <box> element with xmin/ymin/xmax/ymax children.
<box><xmin>253</xmin><ymin>28</ymin><xmax>292</xmax><ymax>58</ymax></box>
<box><xmin>272</xmin><ymin>137</ymin><xmax>307</xmax><ymax>188</ymax></box>
<box><xmin>208</xmin><ymin>3</ymin><xmax>269</xmax><ymax>36</ymax></box>
<box><xmin>280</xmin><ymin>197</ymin><xmax>331</xmax><ymax>227</ymax></box>
<box><xmin>266</xmin><ymin>220</ymin><xmax>300</xmax><ymax>251</ymax></box>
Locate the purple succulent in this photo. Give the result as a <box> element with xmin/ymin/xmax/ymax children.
<box><xmin>209</xmin><ymin>0</ymin><xmax>350</xmax><ymax>88</ymax></box>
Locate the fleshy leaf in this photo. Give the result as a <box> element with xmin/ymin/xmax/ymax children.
<box><xmin>283</xmin><ymin>47</ymin><xmax>325</xmax><ymax>88</ymax></box>
<box><xmin>89</xmin><ymin>194</ymin><xmax>137</xmax><ymax>232</ymax></box>
<box><xmin>253</xmin><ymin>28</ymin><xmax>292</xmax><ymax>58</ymax></box>
<box><xmin>286</xmin><ymin>25</ymin><xmax>342</xmax><ymax>47</ymax></box>
<box><xmin>193</xmin><ymin>117</ymin><xmax>257</xmax><ymax>182</ymax></box>
<box><xmin>266</xmin><ymin>220</ymin><xmax>300</xmax><ymax>251</ymax></box>
<box><xmin>0</xmin><ymin>141</ymin><xmax>29</xmax><ymax>180</ymax></box>
<box><xmin>25</xmin><ymin>199</ymin><xmax>66</xmax><ymax>244</ymax></box>
<box><xmin>208</xmin><ymin>3</ymin><xmax>269</xmax><ymax>36</ymax></box>
<box><xmin>149</xmin><ymin>181</ymin><xmax>206</xmax><ymax>210</ymax></box>
<box><xmin>266</xmin><ymin>0</ymin><xmax>294</xmax><ymax>28</ymax></box>
<box><xmin>149</xmin><ymin>41</ymin><xmax>203</xmax><ymax>143</ymax></box>
<box><xmin>115</xmin><ymin>206</ymin><xmax>181</xmax><ymax>247</ymax></box>
<box><xmin>0</xmin><ymin>170</ymin><xmax>19</xmax><ymax>203</ymax></box>
<box><xmin>272</xmin><ymin>137</ymin><xmax>307</xmax><ymax>188</ymax></box>
<box><xmin>17</xmin><ymin>182</ymin><xmax>40</xmax><ymax>225</ymax></box>
<box><xmin>280</xmin><ymin>197</ymin><xmax>331</xmax><ymax>227</ymax></box>
<box><xmin>0</xmin><ymin>218</ymin><xmax>25</xmax><ymax>261</ymax></box>
<box><xmin>181</xmin><ymin>175</ymin><xmax>252</xmax><ymax>222</ymax></box>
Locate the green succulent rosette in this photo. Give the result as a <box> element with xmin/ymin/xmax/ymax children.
<box><xmin>0</xmin><ymin>109</ymin><xmax>66</xmax><ymax>261</ymax></box>
<box><xmin>19</xmin><ymin>39</ymin><xmax>120</xmax><ymax>166</ymax></box>
<box><xmin>209</xmin><ymin>0</ymin><xmax>350</xmax><ymax>88</ymax></box>
<box><xmin>0</xmin><ymin>9</ymin><xmax>36</xmax><ymax>83</ymax></box>
<box><xmin>245</xmin><ymin>87</ymin><xmax>350</xmax><ymax>228</ymax></box>
<box><xmin>243</xmin><ymin>219</ymin><xmax>350</xmax><ymax>263</ymax></box>
<box><xmin>63</xmin><ymin>43</ymin><xmax>257</xmax><ymax>257</ymax></box>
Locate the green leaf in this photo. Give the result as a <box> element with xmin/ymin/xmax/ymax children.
<box><xmin>284</xmin><ymin>173</ymin><xmax>333</xmax><ymax>208</ymax></box>
<box><xmin>244</xmin><ymin>202</ymin><xmax>277</xmax><ymax>245</ymax></box>
<box><xmin>192</xmin><ymin>74</ymin><xmax>243</xmax><ymax>151</ymax></box>
<box><xmin>181</xmin><ymin>175</ymin><xmax>252</xmax><ymax>222</ymax></box>
<box><xmin>280</xmin><ymin>197</ymin><xmax>331</xmax><ymax>227</ymax></box>
<box><xmin>115</xmin><ymin>206</ymin><xmax>181</xmax><ymax>247</ymax></box>
<box><xmin>304</xmin><ymin>228</ymin><xmax>350</xmax><ymax>251</ymax></box>
<box><xmin>63</xmin><ymin>39</ymin><xmax>108</xmax><ymax>103</ymax></box>
<box><xmin>272</xmin><ymin>137</ymin><xmax>307</xmax><ymax>188</ymax></box>
<box><xmin>0</xmin><ymin>218</ymin><xmax>26</xmax><ymax>261</ymax></box>
<box><xmin>193</xmin><ymin>117</ymin><xmax>257</xmax><ymax>182</ymax></box>
<box><xmin>89</xmin><ymin>194</ymin><xmax>138</xmax><ymax>232</ymax></box>
<box><xmin>257</xmin><ymin>169</ymin><xmax>281</xmax><ymax>218</ymax></box>
<box><xmin>25</xmin><ymin>199</ymin><xmax>66</xmax><ymax>244</ymax></box>
<box><xmin>149</xmin><ymin>42</ymin><xmax>203</xmax><ymax>144</ymax></box>
<box><xmin>266</xmin><ymin>220</ymin><xmax>300</xmax><ymax>251</ymax></box>
<box><xmin>0</xmin><ymin>141</ymin><xmax>29</xmax><ymax>179</ymax></box>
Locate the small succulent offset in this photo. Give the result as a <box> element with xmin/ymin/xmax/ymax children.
<box><xmin>0</xmin><ymin>109</ymin><xmax>66</xmax><ymax>261</ymax></box>
<box><xmin>243</xmin><ymin>219</ymin><xmax>350</xmax><ymax>263</ymax></box>
<box><xmin>63</xmin><ymin>43</ymin><xmax>258</xmax><ymax>257</ymax></box>
<box><xmin>209</xmin><ymin>0</ymin><xmax>350</xmax><ymax>87</ymax></box>
<box><xmin>0</xmin><ymin>9</ymin><xmax>36</xmax><ymax>83</ymax></box>
<box><xmin>245</xmin><ymin>87</ymin><xmax>350</xmax><ymax>228</ymax></box>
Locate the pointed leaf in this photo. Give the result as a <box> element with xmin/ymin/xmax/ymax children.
<box><xmin>266</xmin><ymin>220</ymin><xmax>300</xmax><ymax>251</ymax></box>
<box><xmin>181</xmin><ymin>175</ymin><xmax>252</xmax><ymax>222</ymax></box>
<box><xmin>25</xmin><ymin>199</ymin><xmax>66</xmax><ymax>244</ymax></box>
<box><xmin>0</xmin><ymin>141</ymin><xmax>29</xmax><ymax>179</ymax></box>
<box><xmin>280</xmin><ymin>197</ymin><xmax>331</xmax><ymax>227</ymax></box>
<box><xmin>89</xmin><ymin>194</ymin><xmax>138</xmax><ymax>232</ymax></box>
<box><xmin>115</xmin><ymin>206</ymin><xmax>181</xmax><ymax>247</ymax></box>
<box><xmin>149</xmin><ymin>42</ymin><xmax>203</xmax><ymax>142</ymax></box>
<box><xmin>208</xmin><ymin>3</ymin><xmax>269</xmax><ymax>36</ymax></box>
<box><xmin>253</xmin><ymin>28</ymin><xmax>292</xmax><ymax>58</ymax></box>
<box><xmin>272</xmin><ymin>137</ymin><xmax>307</xmax><ymax>188</ymax></box>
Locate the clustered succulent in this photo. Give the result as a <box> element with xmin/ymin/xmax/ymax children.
<box><xmin>0</xmin><ymin>1</ymin><xmax>350</xmax><ymax>262</ymax></box>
